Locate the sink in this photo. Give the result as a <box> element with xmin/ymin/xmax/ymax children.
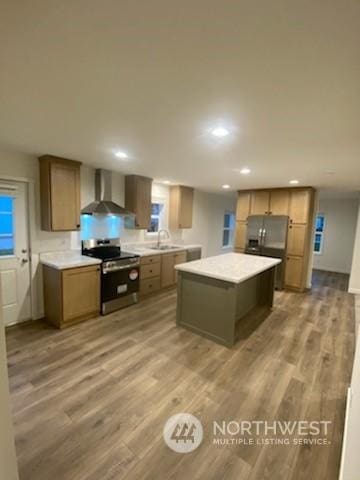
<box><xmin>151</xmin><ymin>245</ymin><xmax>181</xmax><ymax>251</ymax></box>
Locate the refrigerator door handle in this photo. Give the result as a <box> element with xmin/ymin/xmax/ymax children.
<box><xmin>258</xmin><ymin>228</ymin><xmax>263</xmax><ymax>245</ymax></box>
<box><xmin>262</xmin><ymin>228</ymin><xmax>266</xmax><ymax>246</ymax></box>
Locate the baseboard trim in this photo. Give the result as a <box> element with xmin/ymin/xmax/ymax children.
<box><xmin>349</xmin><ymin>287</ymin><xmax>360</xmax><ymax>295</ymax></box>
<box><xmin>313</xmin><ymin>266</ymin><xmax>350</xmax><ymax>275</ymax></box>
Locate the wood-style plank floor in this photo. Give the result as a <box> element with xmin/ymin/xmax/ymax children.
<box><xmin>6</xmin><ymin>270</ymin><xmax>355</xmax><ymax>480</ymax></box>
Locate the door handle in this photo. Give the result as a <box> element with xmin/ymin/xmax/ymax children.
<box><xmin>21</xmin><ymin>258</ymin><xmax>29</xmax><ymax>264</ymax></box>
<box><xmin>262</xmin><ymin>228</ymin><xmax>266</xmax><ymax>245</ymax></box>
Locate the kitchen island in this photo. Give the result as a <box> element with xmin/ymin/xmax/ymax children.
<box><xmin>175</xmin><ymin>253</ymin><xmax>281</xmax><ymax>347</ymax></box>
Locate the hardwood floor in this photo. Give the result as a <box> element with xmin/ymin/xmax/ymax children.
<box><xmin>6</xmin><ymin>270</ymin><xmax>355</xmax><ymax>480</ymax></box>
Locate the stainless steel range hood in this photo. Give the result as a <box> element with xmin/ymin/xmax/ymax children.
<box><xmin>81</xmin><ymin>169</ymin><xmax>134</xmax><ymax>216</ymax></box>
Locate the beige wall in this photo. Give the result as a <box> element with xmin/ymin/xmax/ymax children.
<box><xmin>349</xmin><ymin>202</ymin><xmax>360</xmax><ymax>294</ymax></box>
<box><xmin>0</xmin><ymin>281</ymin><xmax>19</xmax><ymax>480</ymax></box>
<box><xmin>313</xmin><ymin>198</ymin><xmax>358</xmax><ymax>274</ymax></box>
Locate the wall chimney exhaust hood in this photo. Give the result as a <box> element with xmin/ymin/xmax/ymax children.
<box><xmin>81</xmin><ymin>169</ymin><xmax>134</xmax><ymax>216</ymax></box>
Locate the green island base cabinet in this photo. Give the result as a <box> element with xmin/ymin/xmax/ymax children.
<box><xmin>175</xmin><ymin>253</ymin><xmax>280</xmax><ymax>348</ymax></box>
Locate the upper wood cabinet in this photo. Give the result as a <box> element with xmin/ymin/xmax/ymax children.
<box><xmin>269</xmin><ymin>190</ymin><xmax>290</xmax><ymax>215</ymax></box>
<box><xmin>125</xmin><ymin>175</ymin><xmax>153</xmax><ymax>229</ymax></box>
<box><xmin>249</xmin><ymin>190</ymin><xmax>290</xmax><ymax>216</ymax></box>
<box><xmin>39</xmin><ymin>155</ymin><xmax>81</xmax><ymax>231</ymax></box>
<box><xmin>236</xmin><ymin>192</ymin><xmax>251</xmax><ymax>221</ymax></box>
<box><xmin>250</xmin><ymin>191</ymin><xmax>270</xmax><ymax>215</ymax></box>
<box><xmin>289</xmin><ymin>189</ymin><xmax>311</xmax><ymax>224</ymax></box>
<box><xmin>169</xmin><ymin>185</ymin><xmax>194</xmax><ymax>229</ymax></box>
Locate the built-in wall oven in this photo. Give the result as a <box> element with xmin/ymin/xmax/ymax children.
<box><xmin>82</xmin><ymin>238</ymin><xmax>140</xmax><ymax>315</ymax></box>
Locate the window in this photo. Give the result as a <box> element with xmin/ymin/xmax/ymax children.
<box><xmin>222</xmin><ymin>211</ymin><xmax>235</xmax><ymax>247</ymax></box>
<box><xmin>0</xmin><ymin>195</ymin><xmax>15</xmax><ymax>256</ymax></box>
<box><xmin>147</xmin><ymin>201</ymin><xmax>165</xmax><ymax>233</ymax></box>
<box><xmin>314</xmin><ymin>214</ymin><xmax>325</xmax><ymax>254</ymax></box>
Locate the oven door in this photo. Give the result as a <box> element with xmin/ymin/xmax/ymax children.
<box><xmin>101</xmin><ymin>266</ymin><xmax>139</xmax><ymax>314</ymax></box>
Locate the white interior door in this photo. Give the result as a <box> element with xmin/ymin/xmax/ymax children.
<box><xmin>0</xmin><ymin>181</ymin><xmax>31</xmax><ymax>326</ymax></box>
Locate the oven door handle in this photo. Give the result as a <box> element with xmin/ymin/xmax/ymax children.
<box><xmin>103</xmin><ymin>264</ymin><xmax>139</xmax><ymax>273</ymax></box>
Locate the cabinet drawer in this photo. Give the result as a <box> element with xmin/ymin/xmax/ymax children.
<box><xmin>140</xmin><ymin>262</ymin><xmax>161</xmax><ymax>279</ymax></box>
<box><xmin>140</xmin><ymin>255</ymin><xmax>161</xmax><ymax>266</ymax></box>
<box><xmin>140</xmin><ymin>277</ymin><xmax>161</xmax><ymax>295</ymax></box>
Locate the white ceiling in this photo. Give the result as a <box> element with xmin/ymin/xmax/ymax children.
<box><xmin>0</xmin><ymin>1</ymin><xmax>360</xmax><ymax>194</ymax></box>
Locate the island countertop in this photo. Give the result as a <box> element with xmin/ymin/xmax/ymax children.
<box><xmin>175</xmin><ymin>252</ymin><xmax>281</xmax><ymax>284</ymax></box>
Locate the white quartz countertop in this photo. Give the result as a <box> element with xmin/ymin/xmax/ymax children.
<box><xmin>122</xmin><ymin>243</ymin><xmax>202</xmax><ymax>257</ymax></box>
<box><xmin>175</xmin><ymin>252</ymin><xmax>281</xmax><ymax>284</ymax></box>
<box><xmin>40</xmin><ymin>251</ymin><xmax>102</xmax><ymax>270</ymax></box>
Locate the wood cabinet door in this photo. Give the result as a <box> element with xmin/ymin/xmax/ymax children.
<box><xmin>234</xmin><ymin>222</ymin><xmax>247</xmax><ymax>250</ymax></box>
<box><xmin>135</xmin><ymin>177</ymin><xmax>152</xmax><ymax>229</ymax></box>
<box><xmin>161</xmin><ymin>253</ymin><xmax>175</xmax><ymax>287</ymax></box>
<box><xmin>285</xmin><ymin>256</ymin><xmax>303</xmax><ymax>289</ymax></box>
<box><xmin>289</xmin><ymin>190</ymin><xmax>311</xmax><ymax>224</ymax></box>
<box><xmin>62</xmin><ymin>266</ymin><xmax>100</xmax><ymax>322</ymax></box>
<box><xmin>250</xmin><ymin>191</ymin><xmax>270</xmax><ymax>215</ymax></box>
<box><xmin>287</xmin><ymin>224</ymin><xmax>307</xmax><ymax>256</ymax></box>
<box><xmin>178</xmin><ymin>187</ymin><xmax>194</xmax><ymax>228</ymax></box>
<box><xmin>236</xmin><ymin>192</ymin><xmax>251</xmax><ymax>221</ymax></box>
<box><xmin>269</xmin><ymin>190</ymin><xmax>290</xmax><ymax>216</ymax></box>
<box><xmin>174</xmin><ymin>251</ymin><xmax>187</xmax><ymax>283</ymax></box>
<box><xmin>50</xmin><ymin>162</ymin><xmax>80</xmax><ymax>231</ymax></box>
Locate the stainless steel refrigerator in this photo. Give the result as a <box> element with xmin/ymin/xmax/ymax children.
<box><xmin>245</xmin><ymin>215</ymin><xmax>289</xmax><ymax>289</ymax></box>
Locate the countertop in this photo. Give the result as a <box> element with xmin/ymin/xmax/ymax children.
<box><xmin>174</xmin><ymin>252</ymin><xmax>281</xmax><ymax>284</ymax></box>
<box><xmin>40</xmin><ymin>251</ymin><xmax>102</xmax><ymax>270</ymax></box>
<box><xmin>122</xmin><ymin>243</ymin><xmax>202</xmax><ymax>257</ymax></box>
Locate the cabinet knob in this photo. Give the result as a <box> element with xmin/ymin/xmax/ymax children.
<box><xmin>77</xmin><ymin>224</ymin><xmax>80</xmax><ymax>228</ymax></box>
<box><xmin>289</xmin><ymin>225</ymin><xmax>293</xmax><ymax>229</ymax></box>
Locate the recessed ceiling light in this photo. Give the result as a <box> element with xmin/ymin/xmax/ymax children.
<box><xmin>115</xmin><ymin>151</ymin><xmax>128</xmax><ymax>159</ymax></box>
<box><xmin>163</xmin><ymin>180</ymin><xmax>171</xmax><ymax>185</ymax></box>
<box><xmin>289</xmin><ymin>179</ymin><xmax>299</xmax><ymax>185</ymax></box>
<box><xmin>240</xmin><ymin>167</ymin><xmax>251</xmax><ymax>175</ymax></box>
<box><xmin>212</xmin><ymin>127</ymin><xmax>230</xmax><ymax>138</ymax></box>
<box><xmin>222</xmin><ymin>184</ymin><xmax>231</xmax><ymax>189</ymax></box>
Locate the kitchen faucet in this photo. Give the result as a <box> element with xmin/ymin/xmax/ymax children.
<box><xmin>157</xmin><ymin>229</ymin><xmax>170</xmax><ymax>248</ymax></box>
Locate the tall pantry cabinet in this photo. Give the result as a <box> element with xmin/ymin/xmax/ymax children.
<box><xmin>234</xmin><ymin>187</ymin><xmax>315</xmax><ymax>292</ymax></box>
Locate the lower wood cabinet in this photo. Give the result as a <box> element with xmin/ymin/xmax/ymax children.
<box><xmin>161</xmin><ymin>253</ymin><xmax>175</xmax><ymax>288</ymax></box>
<box><xmin>140</xmin><ymin>251</ymin><xmax>188</xmax><ymax>295</ymax></box>
<box><xmin>174</xmin><ymin>251</ymin><xmax>187</xmax><ymax>283</ymax></box>
<box><xmin>43</xmin><ymin>264</ymin><xmax>101</xmax><ymax>328</ymax></box>
<box><xmin>140</xmin><ymin>277</ymin><xmax>161</xmax><ymax>295</ymax></box>
<box><xmin>285</xmin><ymin>256</ymin><xmax>303</xmax><ymax>290</ymax></box>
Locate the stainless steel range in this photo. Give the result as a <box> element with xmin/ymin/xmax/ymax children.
<box><xmin>82</xmin><ymin>238</ymin><xmax>140</xmax><ymax>315</ymax></box>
